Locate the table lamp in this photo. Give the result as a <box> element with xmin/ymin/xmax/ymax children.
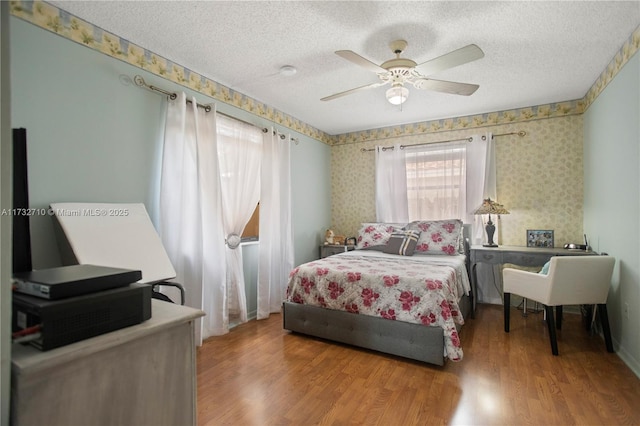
<box><xmin>474</xmin><ymin>198</ymin><xmax>510</xmax><ymax>247</ymax></box>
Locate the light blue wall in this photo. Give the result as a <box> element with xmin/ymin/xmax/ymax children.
<box><xmin>583</xmin><ymin>51</ymin><xmax>640</xmax><ymax>376</ymax></box>
<box><xmin>292</xmin><ymin>134</ymin><xmax>332</xmax><ymax>264</ymax></box>
<box><xmin>10</xmin><ymin>17</ymin><xmax>331</xmax><ymax>271</ymax></box>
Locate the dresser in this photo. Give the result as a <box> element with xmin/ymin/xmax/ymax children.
<box><xmin>11</xmin><ymin>300</ymin><xmax>204</xmax><ymax>426</ymax></box>
<box><xmin>469</xmin><ymin>245</ymin><xmax>594</xmax><ymax>314</ymax></box>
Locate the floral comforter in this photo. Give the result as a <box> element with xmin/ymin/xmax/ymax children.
<box><xmin>286</xmin><ymin>250</ymin><xmax>471</xmax><ymax>361</ymax></box>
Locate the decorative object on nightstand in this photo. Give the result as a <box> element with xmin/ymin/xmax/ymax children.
<box><xmin>324</xmin><ymin>229</ymin><xmax>347</xmax><ymax>246</ymax></box>
<box><xmin>324</xmin><ymin>229</ymin><xmax>335</xmax><ymax>245</ymax></box>
<box><xmin>474</xmin><ymin>198</ymin><xmax>509</xmax><ymax>247</ymax></box>
<box><xmin>333</xmin><ymin>235</ymin><xmax>346</xmax><ymax>245</ymax></box>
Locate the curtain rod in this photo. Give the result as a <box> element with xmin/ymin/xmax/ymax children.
<box><xmin>360</xmin><ymin>131</ymin><xmax>527</xmax><ymax>152</ymax></box>
<box><xmin>133</xmin><ymin>75</ymin><xmax>298</xmax><ymax>144</ymax></box>
<box><xmin>134</xmin><ymin>75</ymin><xmax>213</xmax><ymax>112</ymax></box>
<box><xmin>262</xmin><ymin>128</ymin><xmax>299</xmax><ymax>145</ymax></box>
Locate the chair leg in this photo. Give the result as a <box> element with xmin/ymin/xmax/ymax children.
<box><xmin>544</xmin><ymin>305</ymin><xmax>559</xmax><ymax>355</ymax></box>
<box><xmin>556</xmin><ymin>305</ymin><xmax>563</xmax><ymax>330</ymax></box>
<box><xmin>597</xmin><ymin>304</ymin><xmax>614</xmax><ymax>353</ymax></box>
<box><xmin>504</xmin><ymin>293</ymin><xmax>511</xmax><ymax>332</ymax></box>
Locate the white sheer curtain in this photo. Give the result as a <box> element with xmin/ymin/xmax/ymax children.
<box><xmin>159</xmin><ymin>93</ymin><xmax>226</xmax><ymax>345</ymax></box>
<box><xmin>216</xmin><ymin>115</ymin><xmax>263</xmax><ymax>325</ymax></box>
<box><xmin>404</xmin><ymin>141</ymin><xmax>467</xmax><ymax>221</ymax></box>
<box><xmin>257</xmin><ymin>129</ymin><xmax>294</xmax><ymax>319</ymax></box>
<box><xmin>465</xmin><ymin>132</ymin><xmax>496</xmax><ymax>245</ymax></box>
<box><xmin>467</xmin><ymin>132</ymin><xmax>501</xmax><ymax>304</ymax></box>
<box><xmin>375</xmin><ymin>144</ymin><xmax>409</xmax><ymax>223</ymax></box>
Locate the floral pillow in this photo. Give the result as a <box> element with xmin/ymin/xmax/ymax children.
<box><xmin>356</xmin><ymin>223</ymin><xmax>402</xmax><ymax>250</ymax></box>
<box><xmin>404</xmin><ymin>219</ymin><xmax>463</xmax><ymax>255</ymax></box>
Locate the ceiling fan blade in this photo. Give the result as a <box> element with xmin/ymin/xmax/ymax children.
<box><xmin>321</xmin><ymin>81</ymin><xmax>388</xmax><ymax>101</ymax></box>
<box><xmin>335</xmin><ymin>50</ymin><xmax>386</xmax><ymax>73</ymax></box>
<box><xmin>416</xmin><ymin>44</ymin><xmax>484</xmax><ymax>76</ymax></box>
<box><xmin>413</xmin><ymin>78</ymin><xmax>479</xmax><ymax>96</ymax></box>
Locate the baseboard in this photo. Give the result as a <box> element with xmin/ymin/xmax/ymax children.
<box><xmin>613</xmin><ymin>337</ymin><xmax>640</xmax><ymax>379</ymax></box>
<box><xmin>247</xmin><ymin>310</ymin><xmax>256</xmax><ymax>322</ymax></box>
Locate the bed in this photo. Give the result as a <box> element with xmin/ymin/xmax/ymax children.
<box><xmin>283</xmin><ymin>220</ymin><xmax>473</xmax><ymax>366</ymax></box>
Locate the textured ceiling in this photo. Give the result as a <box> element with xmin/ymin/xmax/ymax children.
<box><xmin>49</xmin><ymin>1</ymin><xmax>640</xmax><ymax>135</ymax></box>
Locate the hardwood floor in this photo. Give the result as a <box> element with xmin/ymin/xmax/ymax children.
<box><xmin>197</xmin><ymin>304</ymin><xmax>640</xmax><ymax>425</ymax></box>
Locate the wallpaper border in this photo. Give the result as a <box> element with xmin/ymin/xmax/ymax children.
<box><xmin>331</xmin><ymin>100</ymin><xmax>583</xmax><ymax>145</ymax></box>
<box><xmin>10</xmin><ymin>1</ymin><xmax>640</xmax><ymax>146</ymax></box>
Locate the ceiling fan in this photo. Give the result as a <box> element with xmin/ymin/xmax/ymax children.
<box><xmin>321</xmin><ymin>40</ymin><xmax>484</xmax><ymax>105</ymax></box>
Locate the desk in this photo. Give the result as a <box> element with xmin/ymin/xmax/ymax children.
<box><xmin>469</xmin><ymin>245</ymin><xmax>594</xmax><ymax>315</ymax></box>
<box><xmin>11</xmin><ymin>300</ymin><xmax>204</xmax><ymax>426</ymax></box>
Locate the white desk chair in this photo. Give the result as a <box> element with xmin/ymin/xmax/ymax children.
<box><xmin>503</xmin><ymin>255</ymin><xmax>615</xmax><ymax>355</ymax></box>
<box><xmin>51</xmin><ymin>202</ymin><xmax>185</xmax><ymax>304</ymax></box>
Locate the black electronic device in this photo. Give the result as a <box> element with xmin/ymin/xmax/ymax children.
<box><xmin>12</xmin><ymin>283</ymin><xmax>152</xmax><ymax>351</ymax></box>
<box><xmin>13</xmin><ymin>264</ymin><xmax>142</xmax><ymax>300</ymax></box>
<box><xmin>12</xmin><ymin>128</ymin><xmax>32</xmax><ymax>275</ymax></box>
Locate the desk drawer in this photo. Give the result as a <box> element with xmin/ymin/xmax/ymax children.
<box><xmin>472</xmin><ymin>251</ymin><xmax>503</xmax><ymax>264</ymax></box>
<box><xmin>502</xmin><ymin>252</ymin><xmax>550</xmax><ymax>267</ymax></box>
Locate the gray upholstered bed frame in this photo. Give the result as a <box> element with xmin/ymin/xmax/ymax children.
<box><xmin>283</xmin><ymin>227</ymin><xmax>473</xmax><ymax>366</ymax></box>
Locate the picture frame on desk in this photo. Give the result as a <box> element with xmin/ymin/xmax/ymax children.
<box><xmin>527</xmin><ymin>229</ymin><xmax>554</xmax><ymax>248</ymax></box>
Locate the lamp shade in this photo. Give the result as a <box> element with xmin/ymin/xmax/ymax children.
<box><xmin>473</xmin><ymin>198</ymin><xmax>510</xmax><ymax>215</ymax></box>
<box><xmin>386</xmin><ymin>85</ymin><xmax>409</xmax><ymax>105</ymax></box>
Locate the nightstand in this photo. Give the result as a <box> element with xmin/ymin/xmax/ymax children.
<box><xmin>320</xmin><ymin>245</ymin><xmax>355</xmax><ymax>258</ymax></box>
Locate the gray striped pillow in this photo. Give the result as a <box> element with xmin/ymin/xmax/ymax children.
<box><xmin>384</xmin><ymin>230</ymin><xmax>421</xmax><ymax>256</ymax></box>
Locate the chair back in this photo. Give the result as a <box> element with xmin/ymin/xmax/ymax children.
<box><xmin>546</xmin><ymin>255</ymin><xmax>615</xmax><ymax>305</ymax></box>
<box><xmin>51</xmin><ymin>202</ymin><xmax>176</xmax><ymax>284</ymax></box>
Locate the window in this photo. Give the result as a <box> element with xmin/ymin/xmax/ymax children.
<box><xmin>242</xmin><ymin>203</ymin><xmax>259</xmax><ymax>239</ymax></box>
<box><xmin>404</xmin><ymin>143</ymin><xmax>467</xmax><ymax>221</ymax></box>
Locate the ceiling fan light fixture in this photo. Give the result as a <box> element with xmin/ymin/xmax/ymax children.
<box><xmin>386</xmin><ymin>85</ymin><xmax>409</xmax><ymax>105</ymax></box>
